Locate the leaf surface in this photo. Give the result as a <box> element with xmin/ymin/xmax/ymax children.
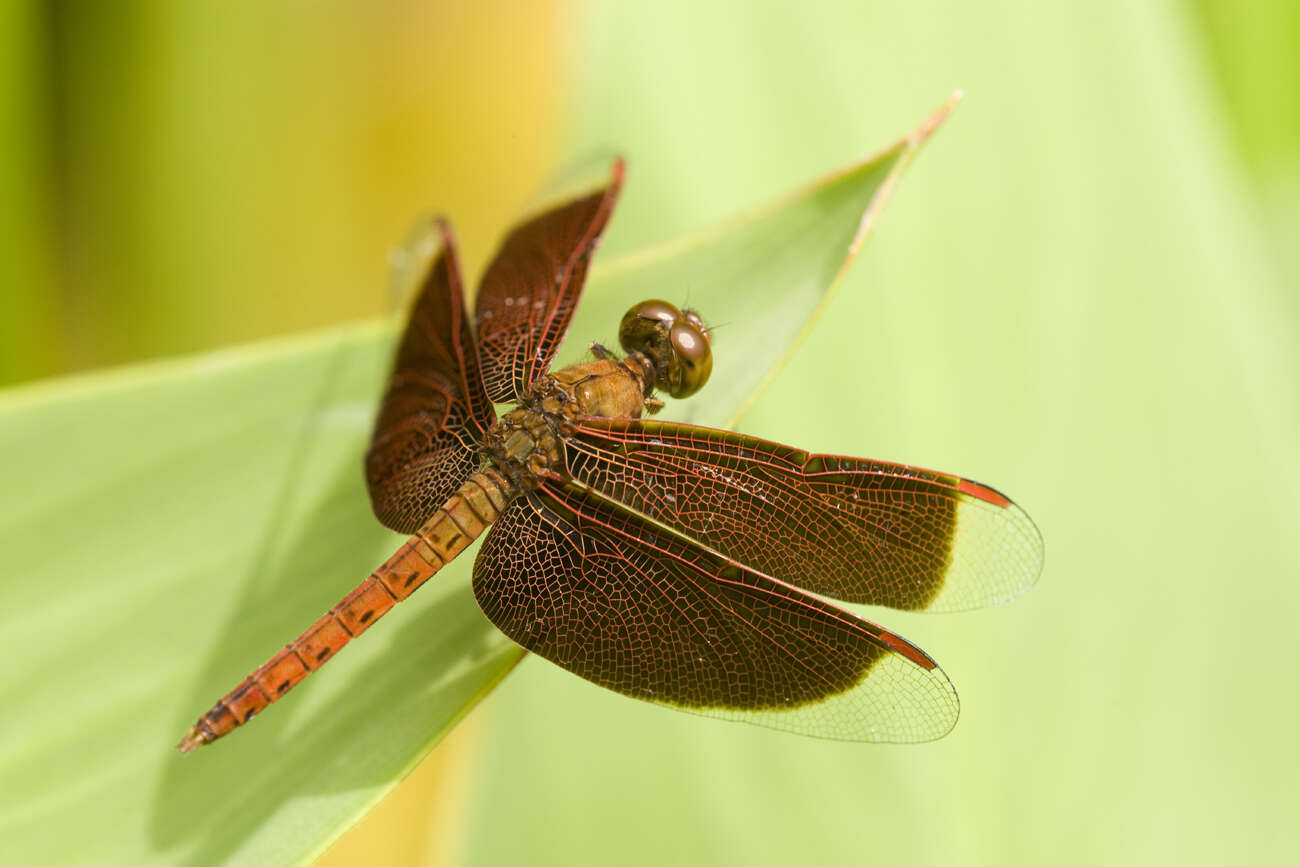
<box><xmin>0</xmin><ymin>104</ymin><xmax>951</xmax><ymax>866</ymax></box>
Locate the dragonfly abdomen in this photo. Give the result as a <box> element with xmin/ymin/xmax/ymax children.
<box><xmin>177</xmin><ymin>467</ymin><xmax>515</xmax><ymax>752</ymax></box>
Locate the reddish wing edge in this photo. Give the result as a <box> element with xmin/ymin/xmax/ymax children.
<box><xmin>958</xmin><ymin>478</ymin><xmax>1011</xmax><ymax>507</ymax></box>
<box><xmin>364</xmin><ymin>220</ymin><xmax>495</xmax><ymax>533</ymax></box>
<box><xmin>472</xmin><ymin>480</ymin><xmax>958</xmax><ymax>743</ymax></box>
<box><xmin>562</xmin><ymin>417</ymin><xmax>1043</xmax><ymax>613</ymax></box>
<box><xmin>473</xmin><ymin>159</ymin><xmax>625</xmax><ymax>403</ymax></box>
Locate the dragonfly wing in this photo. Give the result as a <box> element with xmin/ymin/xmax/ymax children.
<box><xmin>563</xmin><ymin>417</ymin><xmax>1043</xmax><ymax>612</ymax></box>
<box><xmin>365</xmin><ymin>219</ymin><xmax>495</xmax><ymax>533</ymax></box>
<box><xmin>473</xmin><ymin>160</ymin><xmax>624</xmax><ymax>403</ymax></box>
<box><xmin>473</xmin><ymin>480</ymin><xmax>958</xmax><ymax>743</ymax></box>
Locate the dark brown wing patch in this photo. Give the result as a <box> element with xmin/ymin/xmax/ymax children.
<box><xmin>563</xmin><ymin>418</ymin><xmax>1043</xmax><ymax>612</ymax></box>
<box><xmin>473</xmin><ymin>160</ymin><xmax>624</xmax><ymax>403</ymax></box>
<box><xmin>365</xmin><ymin>220</ymin><xmax>495</xmax><ymax>533</ymax></box>
<box><xmin>472</xmin><ymin>481</ymin><xmax>957</xmax><ymax>742</ymax></box>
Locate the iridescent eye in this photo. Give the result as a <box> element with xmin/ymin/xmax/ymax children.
<box><xmin>619</xmin><ymin>299</ymin><xmax>682</xmax><ymax>355</ymax></box>
<box><xmin>666</xmin><ymin>320</ymin><xmax>712</xmax><ymax>398</ymax></box>
<box><xmin>617</xmin><ymin>299</ymin><xmax>713</xmax><ymax>399</ymax></box>
<box><xmin>681</xmin><ymin>308</ymin><xmax>710</xmax><ymax>342</ymax></box>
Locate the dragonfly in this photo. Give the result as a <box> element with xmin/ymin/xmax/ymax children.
<box><xmin>178</xmin><ymin>159</ymin><xmax>1042</xmax><ymax>751</ymax></box>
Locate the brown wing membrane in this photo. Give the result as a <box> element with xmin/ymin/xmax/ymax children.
<box><xmin>562</xmin><ymin>418</ymin><xmax>1043</xmax><ymax>612</ymax></box>
<box><xmin>365</xmin><ymin>220</ymin><xmax>496</xmax><ymax>533</ymax></box>
<box><xmin>473</xmin><ymin>481</ymin><xmax>958</xmax><ymax>742</ymax></box>
<box><xmin>473</xmin><ymin>160</ymin><xmax>625</xmax><ymax>402</ymax></box>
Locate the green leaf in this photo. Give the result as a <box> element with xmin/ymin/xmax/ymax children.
<box><xmin>0</xmin><ymin>102</ymin><xmax>951</xmax><ymax>866</ymax></box>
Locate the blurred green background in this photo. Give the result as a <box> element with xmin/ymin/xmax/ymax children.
<box><xmin>3</xmin><ymin>1</ymin><xmax>1298</xmax><ymax>865</ymax></box>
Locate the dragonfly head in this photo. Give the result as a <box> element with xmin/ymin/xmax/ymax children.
<box><xmin>619</xmin><ymin>299</ymin><xmax>713</xmax><ymax>399</ymax></box>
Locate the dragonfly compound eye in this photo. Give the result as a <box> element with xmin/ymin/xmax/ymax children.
<box><xmin>665</xmin><ymin>320</ymin><xmax>712</xmax><ymax>398</ymax></box>
<box><xmin>619</xmin><ymin>299</ymin><xmax>712</xmax><ymax>398</ymax></box>
<box><xmin>619</xmin><ymin>299</ymin><xmax>681</xmax><ymax>356</ymax></box>
<box><xmin>680</xmin><ymin>308</ymin><xmax>710</xmax><ymax>344</ymax></box>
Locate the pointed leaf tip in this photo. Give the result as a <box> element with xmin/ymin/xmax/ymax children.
<box><xmin>909</xmin><ymin>91</ymin><xmax>963</xmax><ymax>148</ymax></box>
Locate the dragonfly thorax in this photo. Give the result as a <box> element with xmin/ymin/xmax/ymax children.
<box><xmin>484</xmin><ymin>357</ymin><xmax>652</xmax><ymax>488</ymax></box>
<box><xmin>482</xmin><ymin>301</ymin><xmax>715</xmax><ymax>488</ymax></box>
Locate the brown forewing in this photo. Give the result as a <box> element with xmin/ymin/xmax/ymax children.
<box><xmin>473</xmin><ymin>160</ymin><xmax>624</xmax><ymax>403</ymax></box>
<box><xmin>561</xmin><ymin>418</ymin><xmax>1043</xmax><ymax>612</ymax></box>
<box><xmin>365</xmin><ymin>220</ymin><xmax>496</xmax><ymax>533</ymax></box>
<box><xmin>472</xmin><ymin>480</ymin><xmax>958</xmax><ymax>742</ymax></box>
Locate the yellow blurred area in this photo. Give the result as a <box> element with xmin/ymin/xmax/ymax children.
<box><xmin>2</xmin><ymin>0</ymin><xmax>563</xmax><ymax>384</ymax></box>
<box><xmin>319</xmin><ymin>712</ymin><xmax>484</xmax><ymax>867</ymax></box>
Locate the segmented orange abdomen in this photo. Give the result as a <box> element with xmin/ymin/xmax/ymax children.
<box><xmin>177</xmin><ymin>468</ymin><xmax>512</xmax><ymax>752</ymax></box>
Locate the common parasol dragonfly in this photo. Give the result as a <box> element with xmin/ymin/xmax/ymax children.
<box><xmin>178</xmin><ymin>158</ymin><xmax>1042</xmax><ymax>750</ymax></box>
